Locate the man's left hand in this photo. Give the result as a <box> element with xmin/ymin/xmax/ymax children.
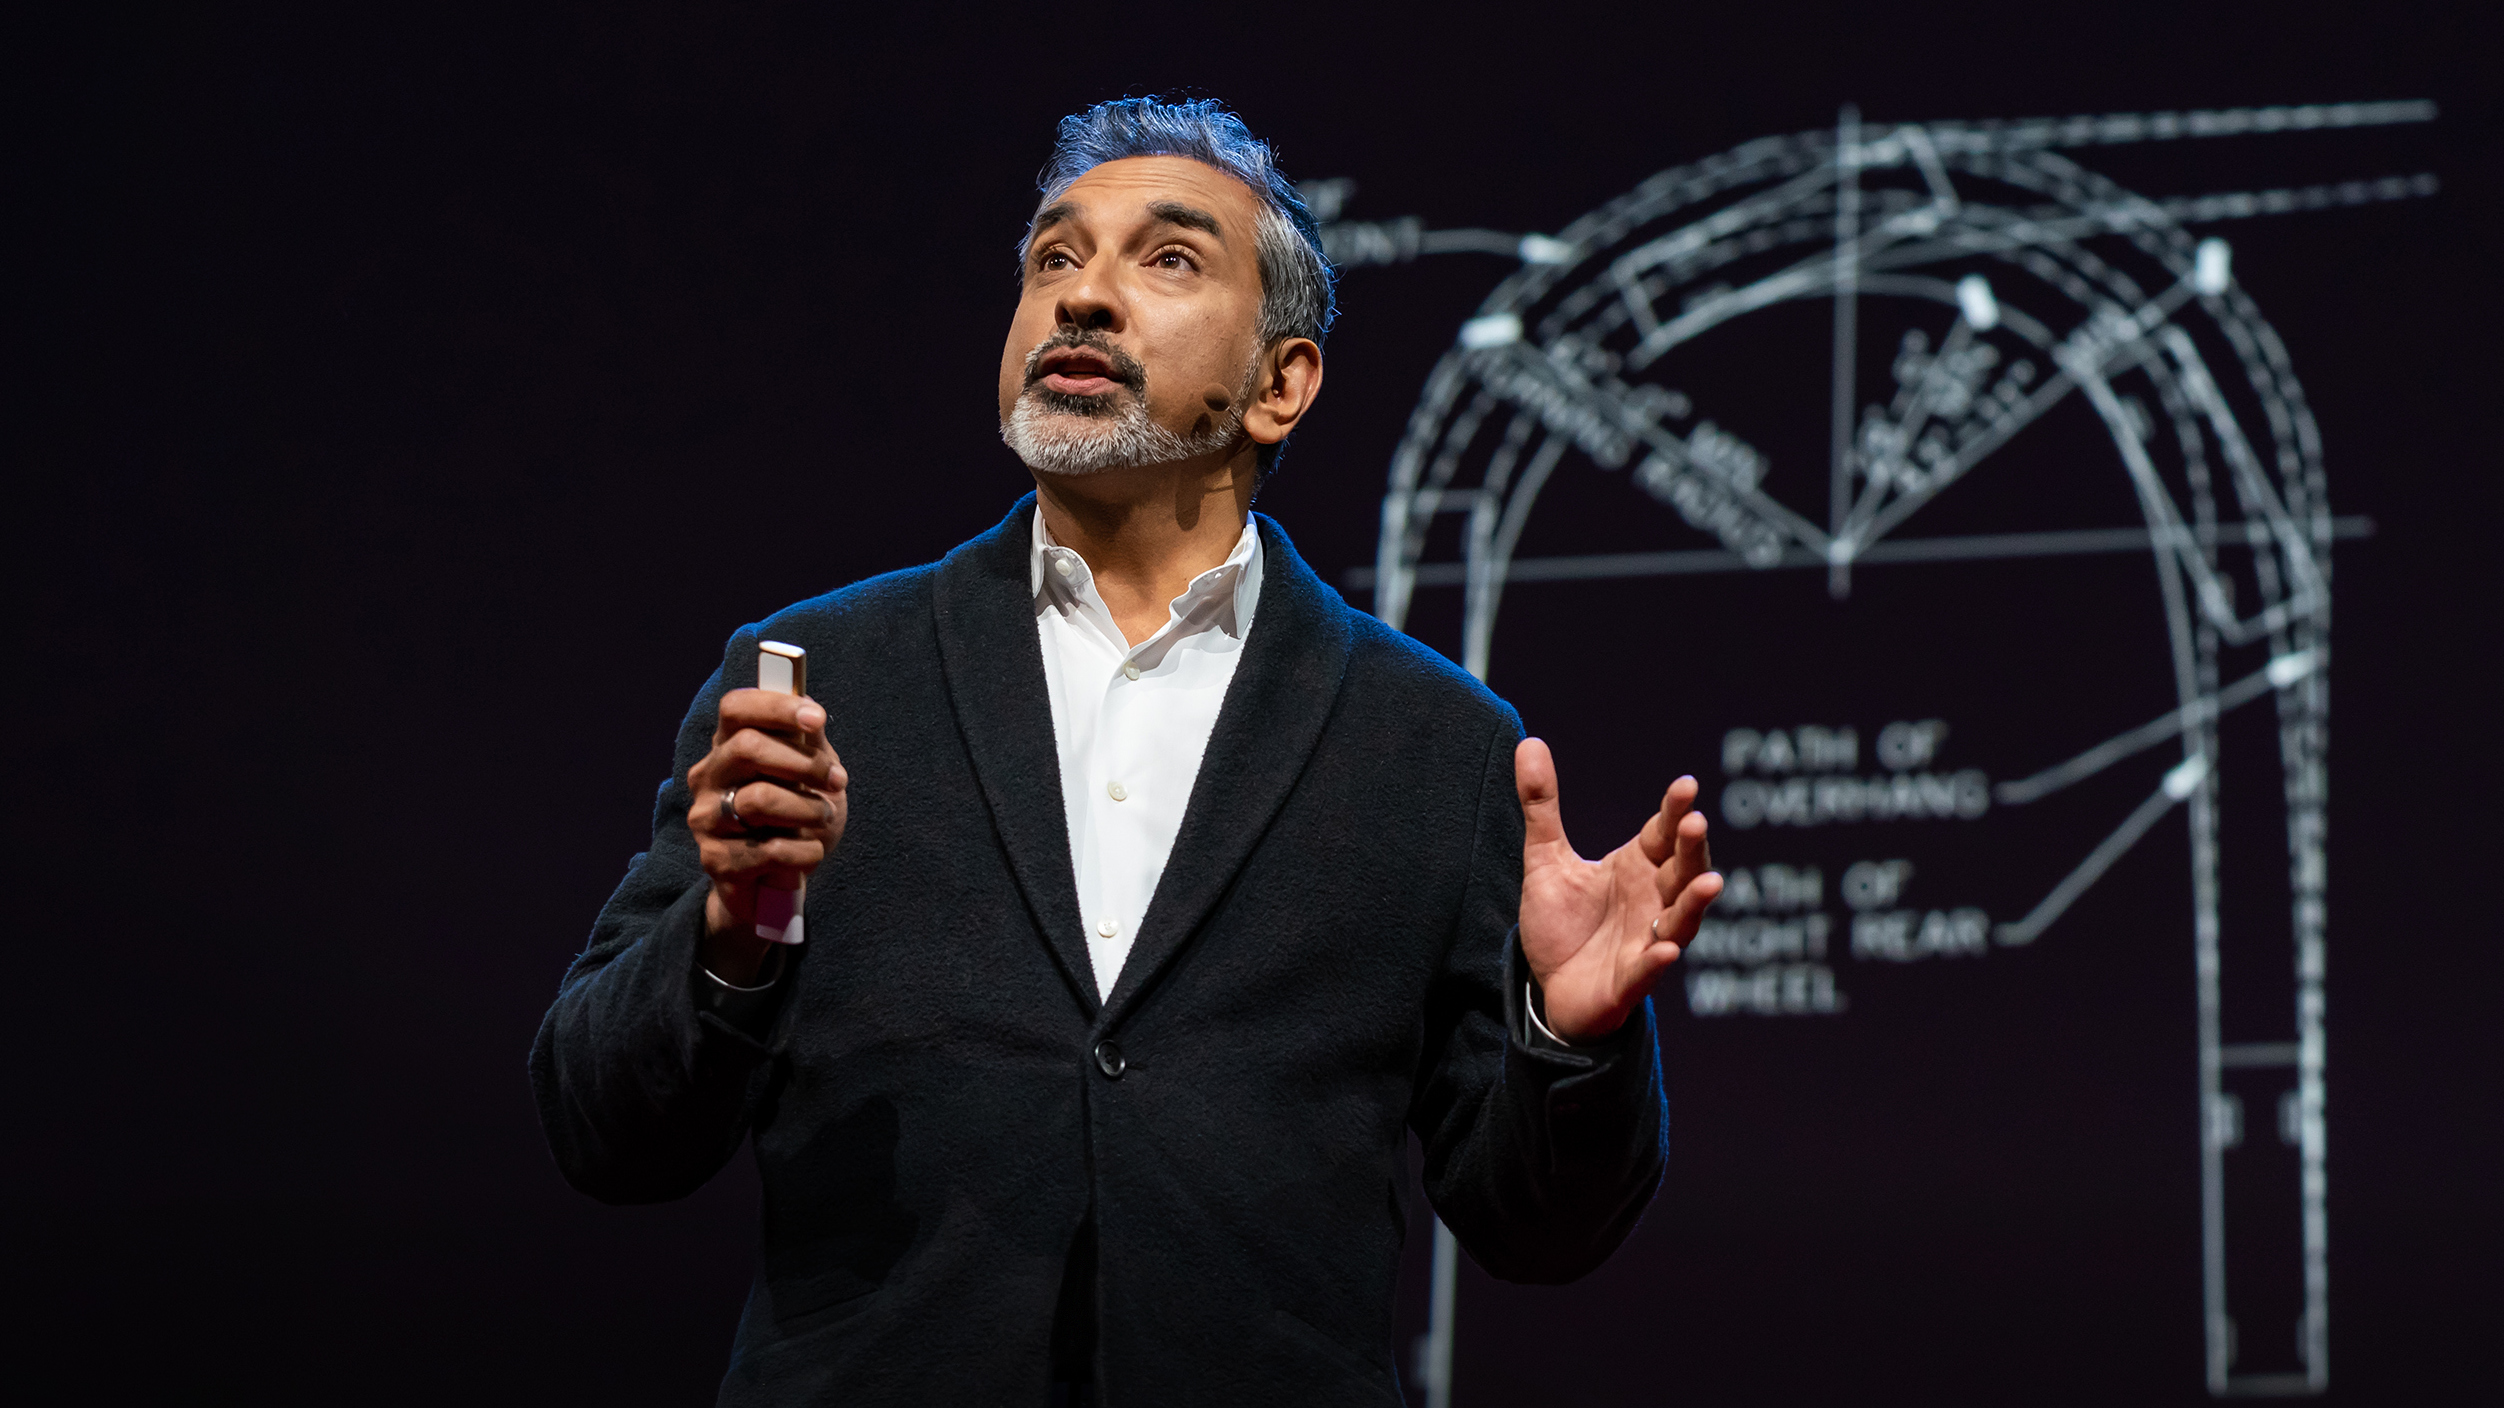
<box><xmin>1514</xmin><ymin>736</ymin><xmax>1724</xmax><ymax>1043</ymax></box>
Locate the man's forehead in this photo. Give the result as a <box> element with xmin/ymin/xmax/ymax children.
<box><xmin>1036</xmin><ymin>156</ymin><xmax>1261</xmax><ymax>232</ymax></box>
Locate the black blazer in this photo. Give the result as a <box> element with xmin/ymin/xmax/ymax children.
<box><xmin>531</xmin><ymin>498</ymin><xmax>1666</xmax><ymax>1405</ymax></box>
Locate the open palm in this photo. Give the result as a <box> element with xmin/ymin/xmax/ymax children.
<box><xmin>1515</xmin><ymin>737</ymin><xmax>1723</xmax><ymax>1042</ymax></box>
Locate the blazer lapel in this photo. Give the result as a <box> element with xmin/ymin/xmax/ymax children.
<box><xmin>1100</xmin><ymin>514</ymin><xmax>1355</xmax><ymax>1027</ymax></box>
<box><xmin>932</xmin><ymin>494</ymin><xmax>1098</xmax><ymax>1014</ymax></box>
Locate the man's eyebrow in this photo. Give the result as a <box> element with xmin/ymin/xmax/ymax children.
<box><xmin>1028</xmin><ymin>201</ymin><xmax>1083</xmax><ymax>247</ymax></box>
<box><xmin>1146</xmin><ymin>201</ymin><xmax>1224</xmax><ymax>240</ymax></box>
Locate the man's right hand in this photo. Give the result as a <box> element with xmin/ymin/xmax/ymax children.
<box><xmin>687</xmin><ymin>687</ymin><xmax>847</xmax><ymax>985</ymax></box>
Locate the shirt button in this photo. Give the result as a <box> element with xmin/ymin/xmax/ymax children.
<box><xmin>1123</xmin><ymin>663</ymin><xmax>1141</xmax><ymax>680</ymax></box>
<box><xmin>1097</xmin><ymin>918</ymin><xmax>1119</xmax><ymax>938</ymax></box>
<box><xmin>1054</xmin><ymin>557</ymin><xmax>1074</xmax><ymax>578</ymax></box>
<box><xmin>1107</xmin><ymin>781</ymin><xmax>1128</xmax><ymax>802</ymax></box>
<box><xmin>1093</xmin><ymin>1040</ymin><xmax>1127</xmax><ymax>1079</ymax></box>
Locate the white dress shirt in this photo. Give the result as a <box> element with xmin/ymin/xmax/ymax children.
<box><xmin>1032</xmin><ymin>507</ymin><xmax>1262</xmax><ymax>999</ymax></box>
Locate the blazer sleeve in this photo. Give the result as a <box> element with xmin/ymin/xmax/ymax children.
<box><xmin>528</xmin><ymin>624</ymin><xmax>798</xmax><ymax>1204</ymax></box>
<box><xmin>1408</xmin><ymin>713</ymin><xmax>1670</xmax><ymax>1283</ymax></box>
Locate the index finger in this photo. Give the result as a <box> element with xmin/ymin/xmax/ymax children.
<box><xmin>715</xmin><ymin>687</ymin><xmax>829</xmax><ymax>746</ymax></box>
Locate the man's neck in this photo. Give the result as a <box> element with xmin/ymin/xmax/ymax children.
<box><xmin>1035</xmin><ymin>455</ymin><xmax>1257</xmax><ymax>646</ymax></box>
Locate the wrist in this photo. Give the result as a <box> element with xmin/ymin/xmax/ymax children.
<box><xmin>1536</xmin><ymin>981</ymin><xmax>1631</xmax><ymax>1045</ymax></box>
<box><xmin>701</xmin><ymin>889</ymin><xmax>776</xmax><ymax>985</ymax></box>
<box><xmin>701</xmin><ymin>938</ymin><xmax>788</xmax><ymax>992</ymax></box>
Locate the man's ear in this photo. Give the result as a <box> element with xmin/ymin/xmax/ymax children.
<box><xmin>1243</xmin><ymin>338</ymin><xmax>1324</xmax><ymax>448</ymax></box>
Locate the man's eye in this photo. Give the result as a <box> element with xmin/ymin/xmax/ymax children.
<box><xmin>1037</xmin><ymin>249</ymin><xmax>1075</xmax><ymax>271</ymax></box>
<box><xmin>1154</xmin><ymin>249</ymin><xmax>1196</xmax><ymax>270</ymax></box>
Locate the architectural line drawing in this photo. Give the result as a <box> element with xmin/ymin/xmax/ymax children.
<box><xmin>1321</xmin><ymin>100</ymin><xmax>2438</xmax><ymax>1402</ymax></box>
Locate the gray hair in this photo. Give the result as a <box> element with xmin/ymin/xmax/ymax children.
<box><xmin>1018</xmin><ymin>97</ymin><xmax>1338</xmax><ymax>473</ymax></box>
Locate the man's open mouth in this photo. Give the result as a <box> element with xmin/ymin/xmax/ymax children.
<box><xmin>1026</xmin><ymin>337</ymin><xmax>1143</xmax><ymax>400</ymax></box>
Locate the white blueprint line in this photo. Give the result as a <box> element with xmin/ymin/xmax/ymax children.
<box><xmin>1995</xmin><ymin>772</ymin><xmax>2190</xmax><ymax>946</ymax></box>
<box><xmin>1343</xmin><ymin>516</ymin><xmax>2373</xmax><ymax>589</ymax></box>
<box><xmin>1995</xmin><ymin>649</ymin><xmax>2321</xmax><ymax>806</ymax></box>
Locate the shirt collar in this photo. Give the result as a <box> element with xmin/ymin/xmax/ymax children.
<box><xmin>1031</xmin><ymin>505</ymin><xmax>1263</xmax><ymax>643</ymax></box>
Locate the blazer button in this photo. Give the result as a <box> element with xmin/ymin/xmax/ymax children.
<box><xmin>1093</xmin><ymin>1040</ymin><xmax>1127</xmax><ymax>1079</ymax></box>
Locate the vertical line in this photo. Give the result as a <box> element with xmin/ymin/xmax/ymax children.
<box><xmin>2194</xmin><ymin>748</ymin><xmax>2231</xmax><ymax>1396</ymax></box>
<box><xmin>2291</xmin><ymin>634</ymin><xmax>2332</xmax><ymax>1391</ymax></box>
<box><xmin>1461</xmin><ymin>489</ymin><xmax>1499</xmax><ymax>681</ymax></box>
<box><xmin>1829</xmin><ymin>104</ymin><xmax>1862</xmax><ymax>599</ymax></box>
<box><xmin>1425</xmin><ymin>1220</ymin><xmax>1458</xmax><ymax>1408</ymax></box>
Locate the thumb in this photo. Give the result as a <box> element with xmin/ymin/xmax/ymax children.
<box><xmin>1515</xmin><ymin>737</ymin><xmax>1570</xmax><ymax>854</ymax></box>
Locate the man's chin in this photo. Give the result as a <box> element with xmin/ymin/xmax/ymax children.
<box><xmin>1002</xmin><ymin>407</ymin><xmax>1137</xmax><ymax>477</ymax></box>
<box><xmin>1002</xmin><ymin>394</ymin><xmax>1241</xmax><ymax>478</ymax></box>
<box><xmin>1021</xmin><ymin>454</ymin><xmax>1126</xmax><ymax>479</ymax></box>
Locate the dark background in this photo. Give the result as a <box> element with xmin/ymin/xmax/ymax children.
<box><xmin>10</xmin><ymin>2</ymin><xmax>2497</xmax><ymax>1403</ymax></box>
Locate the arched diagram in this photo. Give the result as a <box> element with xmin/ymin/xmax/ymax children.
<box><xmin>1323</xmin><ymin>102</ymin><xmax>2438</xmax><ymax>1401</ymax></box>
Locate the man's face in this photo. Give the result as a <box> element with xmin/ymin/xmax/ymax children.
<box><xmin>998</xmin><ymin>156</ymin><xmax>1270</xmax><ymax>475</ymax></box>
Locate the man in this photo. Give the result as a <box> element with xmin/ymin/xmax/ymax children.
<box><xmin>532</xmin><ymin>97</ymin><xmax>1723</xmax><ymax>1406</ymax></box>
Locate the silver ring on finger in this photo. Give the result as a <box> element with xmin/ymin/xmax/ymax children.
<box><xmin>720</xmin><ymin>786</ymin><xmax>752</xmax><ymax>833</ymax></box>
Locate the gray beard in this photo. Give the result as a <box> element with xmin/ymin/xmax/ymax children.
<box><xmin>1002</xmin><ymin>386</ymin><xmax>1244</xmax><ymax>477</ymax></box>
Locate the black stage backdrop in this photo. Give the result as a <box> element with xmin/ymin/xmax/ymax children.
<box><xmin>12</xmin><ymin>4</ymin><xmax>2500</xmax><ymax>1403</ymax></box>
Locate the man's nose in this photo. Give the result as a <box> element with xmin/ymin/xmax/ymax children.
<box><xmin>1055</xmin><ymin>272</ymin><xmax>1124</xmax><ymax>333</ymax></box>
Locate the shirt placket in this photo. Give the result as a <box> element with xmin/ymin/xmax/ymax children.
<box><xmin>1080</xmin><ymin>583</ymin><xmax>1142</xmax><ymax>981</ymax></box>
<box><xmin>1096</xmin><ymin>656</ymin><xmax>1145</xmax><ymax>966</ymax></box>
<box><xmin>1083</xmin><ymin>606</ymin><xmax>1188</xmax><ymax>983</ymax></box>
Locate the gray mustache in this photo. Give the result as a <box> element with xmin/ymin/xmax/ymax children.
<box><xmin>1022</xmin><ymin>331</ymin><xmax>1147</xmax><ymax>391</ymax></box>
